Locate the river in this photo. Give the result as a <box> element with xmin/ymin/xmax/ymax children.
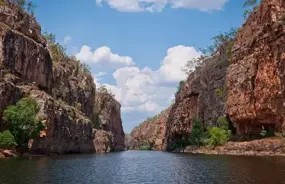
<box><xmin>0</xmin><ymin>151</ymin><xmax>285</xmax><ymax>184</ymax></box>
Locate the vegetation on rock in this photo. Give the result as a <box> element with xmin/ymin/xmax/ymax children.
<box><xmin>243</xmin><ymin>0</ymin><xmax>259</xmax><ymax>19</ymax></box>
<box><xmin>2</xmin><ymin>97</ymin><xmax>44</xmax><ymax>148</ymax></box>
<box><xmin>0</xmin><ymin>130</ymin><xmax>17</xmax><ymax>149</ymax></box>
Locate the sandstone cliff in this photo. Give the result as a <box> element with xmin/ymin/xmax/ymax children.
<box><xmin>165</xmin><ymin>53</ymin><xmax>228</xmax><ymax>150</ymax></box>
<box><xmin>0</xmin><ymin>0</ymin><xmax>124</xmax><ymax>155</ymax></box>
<box><xmin>227</xmin><ymin>0</ymin><xmax>285</xmax><ymax>135</ymax></box>
<box><xmin>95</xmin><ymin>92</ymin><xmax>125</xmax><ymax>151</ymax></box>
<box><xmin>129</xmin><ymin>108</ymin><xmax>170</xmax><ymax>151</ymax></box>
<box><xmin>131</xmin><ymin>0</ymin><xmax>285</xmax><ymax>152</ymax></box>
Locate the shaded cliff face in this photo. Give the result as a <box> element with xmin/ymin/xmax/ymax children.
<box><xmin>129</xmin><ymin>108</ymin><xmax>170</xmax><ymax>151</ymax></box>
<box><xmin>165</xmin><ymin>54</ymin><xmax>228</xmax><ymax>150</ymax></box>
<box><xmin>95</xmin><ymin>92</ymin><xmax>125</xmax><ymax>151</ymax></box>
<box><xmin>226</xmin><ymin>0</ymin><xmax>285</xmax><ymax>134</ymax></box>
<box><xmin>0</xmin><ymin>1</ymin><xmax>122</xmax><ymax>154</ymax></box>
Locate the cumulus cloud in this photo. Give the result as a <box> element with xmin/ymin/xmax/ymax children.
<box><xmin>158</xmin><ymin>45</ymin><xmax>201</xmax><ymax>83</ymax></box>
<box><xmin>76</xmin><ymin>46</ymin><xmax>135</xmax><ymax>67</ymax></box>
<box><xmin>96</xmin><ymin>0</ymin><xmax>228</xmax><ymax>12</ymax></box>
<box><xmin>101</xmin><ymin>45</ymin><xmax>201</xmax><ymax>113</ymax></box>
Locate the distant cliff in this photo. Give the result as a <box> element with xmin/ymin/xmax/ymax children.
<box><xmin>0</xmin><ymin>0</ymin><xmax>125</xmax><ymax>155</ymax></box>
<box><xmin>128</xmin><ymin>108</ymin><xmax>170</xmax><ymax>151</ymax></box>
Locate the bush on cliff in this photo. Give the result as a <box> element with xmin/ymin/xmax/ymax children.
<box><xmin>2</xmin><ymin>97</ymin><xmax>44</xmax><ymax>148</ymax></box>
<box><xmin>0</xmin><ymin>130</ymin><xmax>17</xmax><ymax>149</ymax></box>
<box><xmin>206</xmin><ymin>116</ymin><xmax>231</xmax><ymax>147</ymax></box>
<box><xmin>189</xmin><ymin>117</ymin><xmax>204</xmax><ymax>146</ymax></box>
<box><xmin>139</xmin><ymin>144</ymin><xmax>152</xmax><ymax>150</ymax></box>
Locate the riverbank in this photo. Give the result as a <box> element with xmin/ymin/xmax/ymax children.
<box><xmin>181</xmin><ymin>137</ymin><xmax>285</xmax><ymax>156</ymax></box>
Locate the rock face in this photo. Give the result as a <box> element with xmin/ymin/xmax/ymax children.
<box><xmin>165</xmin><ymin>54</ymin><xmax>228</xmax><ymax>150</ymax></box>
<box><xmin>0</xmin><ymin>1</ymin><xmax>125</xmax><ymax>155</ymax></box>
<box><xmin>226</xmin><ymin>0</ymin><xmax>285</xmax><ymax>135</ymax></box>
<box><xmin>129</xmin><ymin>108</ymin><xmax>170</xmax><ymax>151</ymax></box>
<box><xmin>93</xmin><ymin>130</ymin><xmax>113</xmax><ymax>153</ymax></box>
<box><xmin>95</xmin><ymin>92</ymin><xmax>125</xmax><ymax>151</ymax></box>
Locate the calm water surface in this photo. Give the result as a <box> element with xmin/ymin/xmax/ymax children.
<box><xmin>1</xmin><ymin>151</ymin><xmax>285</xmax><ymax>184</ymax></box>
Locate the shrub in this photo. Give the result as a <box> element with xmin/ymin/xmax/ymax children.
<box><xmin>243</xmin><ymin>0</ymin><xmax>259</xmax><ymax>19</ymax></box>
<box><xmin>0</xmin><ymin>130</ymin><xmax>17</xmax><ymax>149</ymax></box>
<box><xmin>207</xmin><ymin>127</ymin><xmax>231</xmax><ymax>147</ymax></box>
<box><xmin>2</xmin><ymin>97</ymin><xmax>44</xmax><ymax>148</ymax></box>
<box><xmin>177</xmin><ymin>81</ymin><xmax>184</xmax><ymax>92</ymax></box>
<box><xmin>43</xmin><ymin>32</ymin><xmax>67</xmax><ymax>63</ymax></box>
<box><xmin>139</xmin><ymin>144</ymin><xmax>152</xmax><ymax>150</ymax></box>
<box><xmin>189</xmin><ymin>117</ymin><xmax>204</xmax><ymax>146</ymax></box>
<box><xmin>215</xmin><ymin>88</ymin><xmax>224</xmax><ymax>100</ymax></box>
<box><xmin>82</xmin><ymin>63</ymin><xmax>91</xmax><ymax>74</ymax></box>
<box><xmin>0</xmin><ymin>0</ymin><xmax>5</xmax><ymax>6</ymax></box>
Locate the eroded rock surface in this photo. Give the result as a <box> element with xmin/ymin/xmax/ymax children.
<box><xmin>0</xmin><ymin>2</ymin><xmax>125</xmax><ymax>155</ymax></box>
<box><xmin>226</xmin><ymin>0</ymin><xmax>285</xmax><ymax>134</ymax></box>
<box><xmin>165</xmin><ymin>54</ymin><xmax>228</xmax><ymax>150</ymax></box>
<box><xmin>95</xmin><ymin>92</ymin><xmax>125</xmax><ymax>151</ymax></box>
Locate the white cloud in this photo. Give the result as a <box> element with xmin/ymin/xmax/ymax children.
<box><xmin>76</xmin><ymin>46</ymin><xmax>135</xmax><ymax>67</ymax></box>
<box><xmin>96</xmin><ymin>72</ymin><xmax>107</xmax><ymax>77</ymax></box>
<box><xmin>63</xmin><ymin>35</ymin><xmax>72</xmax><ymax>44</ymax></box>
<box><xmin>96</xmin><ymin>0</ymin><xmax>228</xmax><ymax>12</ymax></box>
<box><xmin>100</xmin><ymin>45</ymin><xmax>201</xmax><ymax>113</ymax></box>
<box><xmin>158</xmin><ymin>45</ymin><xmax>201</xmax><ymax>83</ymax></box>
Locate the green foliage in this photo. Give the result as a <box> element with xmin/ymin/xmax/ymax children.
<box><xmin>0</xmin><ymin>130</ymin><xmax>17</xmax><ymax>149</ymax></box>
<box><xmin>215</xmin><ymin>88</ymin><xmax>225</xmax><ymax>100</ymax></box>
<box><xmin>82</xmin><ymin>63</ymin><xmax>91</xmax><ymax>74</ymax></box>
<box><xmin>206</xmin><ymin>116</ymin><xmax>231</xmax><ymax>147</ymax></box>
<box><xmin>207</xmin><ymin>28</ymin><xmax>237</xmax><ymax>56</ymax></box>
<box><xmin>206</xmin><ymin>127</ymin><xmax>231</xmax><ymax>147</ymax></box>
<box><xmin>0</xmin><ymin>0</ymin><xmax>5</xmax><ymax>6</ymax></box>
<box><xmin>43</xmin><ymin>32</ymin><xmax>67</xmax><ymax>63</ymax></box>
<box><xmin>139</xmin><ymin>144</ymin><xmax>152</xmax><ymax>150</ymax></box>
<box><xmin>243</xmin><ymin>0</ymin><xmax>259</xmax><ymax>19</ymax></box>
<box><xmin>183</xmin><ymin>55</ymin><xmax>206</xmax><ymax>75</ymax></box>
<box><xmin>2</xmin><ymin>97</ymin><xmax>44</xmax><ymax>148</ymax></box>
<box><xmin>177</xmin><ymin>81</ymin><xmax>184</xmax><ymax>92</ymax></box>
<box><xmin>91</xmin><ymin>103</ymin><xmax>102</xmax><ymax>130</ymax></box>
<box><xmin>16</xmin><ymin>0</ymin><xmax>37</xmax><ymax>15</ymax></box>
<box><xmin>189</xmin><ymin>117</ymin><xmax>204</xmax><ymax>146</ymax></box>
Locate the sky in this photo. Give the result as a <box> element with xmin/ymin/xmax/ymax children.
<box><xmin>33</xmin><ymin>0</ymin><xmax>245</xmax><ymax>133</ymax></box>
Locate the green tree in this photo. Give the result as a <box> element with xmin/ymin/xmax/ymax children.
<box><xmin>243</xmin><ymin>0</ymin><xmax>259</xmax><ymax>19</ymax></box>
<box><xmin>0</xmin><ymin>130</ymin><xmax>17</xmax><ymax>149</ymax></box>
<box><xmin>177</xmin><ymin>80</ymin><xmax>185</xmax><ymax>92</ymax></box>
<box><xmin>189</xmin><ymin>117</ymin><xmax>204</xmax><ymax>146</ymax></box>
<box><xmin>206</xmin><ymin>117</ymin><xmax>231</xmax><ymax>147</ymax></box>
<box><xmin>16</xmin><ymin>0</ymin><xmax>37</xmax><ymax>15</ymax></box>
<box><xmin>43</xmin><ymin>32</ymin><xmax>67</xmax><ymax>63</ymax></box>
<box><xmin>207</xmin><ymin>127</ymin><xmax>231</xmax><ymax>147</ymax></box>
<box><xmin>2</xmin><ymin>97</ymin><xmax>44</xmax><ymax>148</ymax></box>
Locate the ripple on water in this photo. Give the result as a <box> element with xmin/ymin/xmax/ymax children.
<box><xmin>1</xmin><ymin>151</ymin><xmax>285</xmax><ymax>184</ymax></box>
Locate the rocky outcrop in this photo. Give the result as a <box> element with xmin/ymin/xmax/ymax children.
<box><xmin>0</xmin><ymin>2</ymin><xmax>125</xmax><ymax>155</ymax></box>
<box><xmin>129</xmin><ymin>108</ymin><xmax>170</xmax><ymax>151</ymax></box>
<box><xmin>93</xmin><ymin>130</ymin><xmax>113</xmax><ymax>153</ymax></box>
<box><xmin>165</xmin><ymin>54</ymin><xmax>228</xmax><ymax>150</ymax></box>
<box><xmin>95</xmin><ymin>92</ymin><xmax>125</xmax><ymax>151</ymax></box>
<box><xmin>226</xmin><ymin>0</ymin><xmax>285</xmax><ymax>135</ymax></box>
<box><xmin>51</xmin><ymin>57</ymin><xmax>95</xmax><ymax>118</ymax></box>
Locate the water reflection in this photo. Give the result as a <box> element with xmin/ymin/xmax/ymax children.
<box><xmin>0</xmin><ymin>151</ymin><xmax>285</xmax><ymax>184</ymax></box>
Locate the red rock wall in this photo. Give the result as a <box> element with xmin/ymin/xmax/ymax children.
<box><xmin>226</xmin><ymin>0</ymin><xmax>285</xmax><ymax>134</ymax></box>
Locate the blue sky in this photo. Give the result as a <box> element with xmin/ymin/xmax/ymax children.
<box><xmin>33</xmin><ymin>0</ymin><xmax>245</xmax><ymax>133</ymax></box>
